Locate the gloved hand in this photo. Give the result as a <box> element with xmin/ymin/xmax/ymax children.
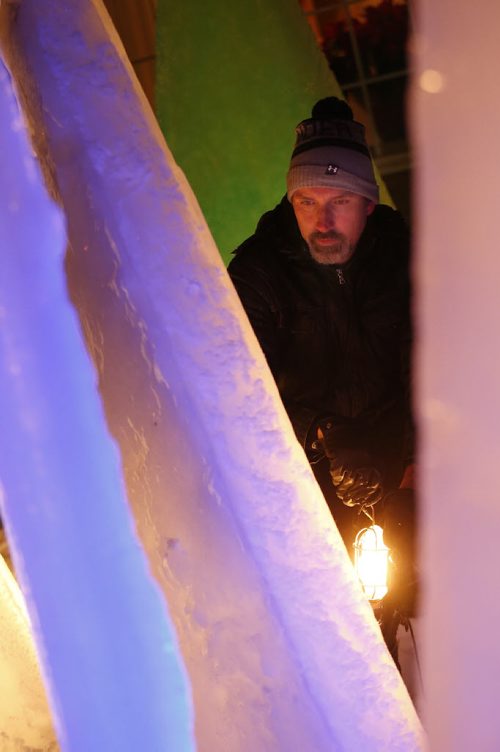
<box><xmin>329</xmin><ymin>450</ymin><xmax>383</xmax><ymax>507</ymax></box>
<box><xmin>317</xmin><ymin>420</ymin><xmax>383</xmax><ymax>508</ymax></box>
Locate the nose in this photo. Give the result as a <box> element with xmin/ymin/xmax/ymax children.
<box><xmin>315</xmin><ymin>203</ymin><xmax>336</xmax><ymax>232</ymax></box>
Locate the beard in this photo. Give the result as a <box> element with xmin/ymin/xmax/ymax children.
<box><xmin>307</xmin><ymin>231</ymin><xmax>354</xmax><ymax>265</ymax></box>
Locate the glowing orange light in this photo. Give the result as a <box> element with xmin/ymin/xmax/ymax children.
<box><xmin>354</xmin><ymin>524</ymin><xmax>389</xmax><ymax>602</ymax></box>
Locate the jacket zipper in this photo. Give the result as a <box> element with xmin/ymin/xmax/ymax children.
<box><xmin>336</xmin><ymin>268</ymin><xmax>346</xmax><ymax>285</ymax></box>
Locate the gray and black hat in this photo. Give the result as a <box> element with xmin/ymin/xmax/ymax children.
<box><xmin>286</xmin><ymin>97</ymin><xmax>379</xmax><ymax>204</ymax></box>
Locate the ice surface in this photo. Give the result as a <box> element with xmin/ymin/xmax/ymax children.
<box><xmin>0</xmin><ymin>45</ymin><xmax>194</xmax><ymax>752</ymax></box>
<box><xmin>412</xmin><ymin>1</ymin><xmax>500</xmax><ymax>749</ymax></box>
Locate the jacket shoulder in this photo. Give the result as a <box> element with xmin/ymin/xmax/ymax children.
<box><xmin>228</xmin><ymin>197</ymin><xmax>295</xmax><ymax>278</ymax></box>
<box><xmin>370</xmin><ymin>204</ymin><xmax>409</xmax><ymax>241</ymax></box>
<box><xmin>363</xmin><ymin>204</ymin><xmax>410</xmax><ymax>270</ymax></box>
<box><xmin>371</xmin><ymin>204</ymin><xmax>409</xmax><ymax>248</ymax></box>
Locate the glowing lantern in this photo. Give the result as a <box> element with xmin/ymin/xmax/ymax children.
<box><xmin>354</xmin><ymin>524</ymin><xmax>389</xmax><ymax>602</ymax></box>
<box><xmin>0</xmin><ymin>553</ymin><xmax>57</xmax><ymax>744</ymax></box>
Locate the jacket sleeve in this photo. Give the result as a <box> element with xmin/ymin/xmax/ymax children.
<box><xmin>281</xmin><ymin>401</ymin><xmax>324</xmax><ymax>457</ymax></box>
<box><xmin>228</xmin><ymin>256</ymin><xmax>322</xmax><ymax>454</ymax></box>
<box><xmin>227</xmin><ymin>259</ymin><xmax>281</xmax><ymax>375</ymax></box>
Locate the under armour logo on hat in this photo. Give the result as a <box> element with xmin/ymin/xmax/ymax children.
<box><xmin>286</xmin><ymin>98</ymin><xmax>379</xmax><ymax>202</ymax></box>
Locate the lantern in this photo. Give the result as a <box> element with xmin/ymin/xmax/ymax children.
<box><xmin>354</xmin><ymin>524</ymin><xmax>389</xmax><ymax>602</ymax></box>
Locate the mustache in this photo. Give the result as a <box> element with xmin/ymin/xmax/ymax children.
<box><xmin>310</xmin><ymin>231</ymin><xmax>345</xmax><ymax>242</ymax></box>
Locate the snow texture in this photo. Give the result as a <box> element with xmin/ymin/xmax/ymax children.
<box><xmin>0</xmin><ymin>42</ymin><xmax>194</xmax><ymax>752</ymax></box>
<box><xmin>2</xmin><ymin>0</ymin><xmax>424</xmax><ymax>750</ymax></box>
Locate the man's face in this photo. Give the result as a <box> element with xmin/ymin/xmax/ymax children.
<box><xmin>291</xmin><ymin>186</ymin><xmax>375</xmax><ymax>265</ymax></box>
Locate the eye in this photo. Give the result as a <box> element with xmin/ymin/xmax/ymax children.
<box><xmin>334</xmin><ymin>198</ymin><xmax>349</xmax><ymax>206</ymax></box>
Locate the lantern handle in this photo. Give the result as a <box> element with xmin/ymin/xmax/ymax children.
<box><xmin>360</xmin><ymin>502</ymin><xmax>376</xmax><ymax>525</ymax></box>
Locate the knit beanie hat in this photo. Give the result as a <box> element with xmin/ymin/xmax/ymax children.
<box><xmin>286</xmin><ymin>97</ymin><xmax>379</xmax><ymax>203</ymax></box>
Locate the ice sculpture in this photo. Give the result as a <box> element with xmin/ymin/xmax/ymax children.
<box><xmin>0</xmin><ymin>52</ymin><xmax>194</xmax><ymax>752</ymax></box>
<box><xmin>0</xmin><ymin>1</ymin><xmax>423</xmax><ymax>750</ymax></box>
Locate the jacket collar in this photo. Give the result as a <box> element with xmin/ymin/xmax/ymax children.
<box><xmin>257</xmin><ymin>195</ymin><xmax>377</xmax><ymax>274</ymax></box>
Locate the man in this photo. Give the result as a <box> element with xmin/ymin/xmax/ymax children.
<box><xmin>228</xmin><ymin>98</ymin><xmax>416</xmax><ymax>630</ymax></box>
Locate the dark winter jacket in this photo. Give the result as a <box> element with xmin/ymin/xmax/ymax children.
<box><xmin>228</xmin><ymin>196</ymin><xmax>413</xmax><ymax>490</ymax></box>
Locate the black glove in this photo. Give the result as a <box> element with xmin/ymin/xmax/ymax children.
<box><xmin>318</xmin><ymin>420</ymin><xmax>383</xmax><ymax>508</ymax></box>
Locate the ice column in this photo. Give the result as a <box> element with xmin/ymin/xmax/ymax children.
<box><xmin>0</xmin><ymin>58</ymin><xmax>194</xmax><ymax>752</ymax></box>
<box><xmin>413</xmin><ymin>1</ymin><xmax>500</xmax><ymax>749</ymax></box>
